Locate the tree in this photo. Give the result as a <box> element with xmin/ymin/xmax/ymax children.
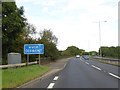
<box><xmin>61</xmin><ymin>49</ymin><xmax>72</xmax><ymax>57</ymax></box>
<box><xmin>23</xmin><ymin>23</ymin><xmax>37</xmax><ymax>44</ymax></box>
<box><xmin>39</xmin><ymin>29</ymin><xmax>58</xmax><ymax>45</ymax></box>
<box><xmin>45</xmin><ymin>42</ymin><xmax>59</xmax><ymax>60</ymax></box>
<box><xmin>62</xmin><ymin>46</ymin><xmax>81</xmax><ymax>57</ymax></box>
<box><xmin>2</xmin><ymin>2</ymin><xmax>26</xmax><ymax>62</ymax></box>
<box><xmin>89</xmin><ymin>51</ymin><xmax>98</xmax><ymax>56</ymax></box>
<box><xmin>99</xmin><ymin>46</ymin><xmax>120</xmax><ymax>58</ymax></box>
<box><xmin>67</xmin><ymin>46</ymin><xmax>81</xmax><ymax>55</ymax></box>
<box><xmin>38</xmin><ymin>29</ymin><xmax>59</xmax><ymax>61</ymax></box>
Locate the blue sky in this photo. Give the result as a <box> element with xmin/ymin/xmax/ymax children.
<box><xmin>16</xmin><ymin>0</ymin><xmax>119</xmax><ymax>51</ymax></box>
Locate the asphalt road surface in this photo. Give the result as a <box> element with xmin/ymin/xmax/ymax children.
<box><xmin>21</xmin><ymin>57</ymin><xmax>120</xmax><ymax>89</ymax></box>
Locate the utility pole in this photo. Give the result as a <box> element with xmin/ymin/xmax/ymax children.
<box><xmin>93</xmin><ymin>21</ymin><xmax>107</xmax><ymax>57</ymax></box>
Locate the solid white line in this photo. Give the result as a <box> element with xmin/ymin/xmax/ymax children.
<box><xmin>47</xmin><ymin>83</ymin><xmax>55</xmax><ymax>89</ymax></box>
<box><xmin>91</xmin><ymin>65</ymin><xmax>101</xmax><ymax>71</ymax></box>
<box><xmin>109</xmin><ymin>73</ymin><xmax>120</xmax><ymax>79</ymax></box>
<box><xmin>53</xmin><ymin>76</ymin><xmax>59</xmax><ymax>81</ymax></box>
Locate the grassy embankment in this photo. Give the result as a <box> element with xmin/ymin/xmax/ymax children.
<box><xmin>0</xmin><ymin>69</ymin><xmax>2</xmax><ymax>90</ymax></box>
<box><xmin>2</xmin><ymin>65</ymin><xmax>49</xmax><ymax>88</ymax></box>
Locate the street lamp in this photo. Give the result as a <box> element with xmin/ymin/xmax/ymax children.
<box><xmin>94</xmin><ymin>21</ymin><xmax>107</xmax><ymax>57</ymax></box>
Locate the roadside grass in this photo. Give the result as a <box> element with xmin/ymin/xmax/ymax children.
<box><xmin>2</xmin><ymin>65</ymin><xmax>49</xmax><ymax>88</ymax></box>
<box><xmin>0</xmin><ymin>69</ymin><xmax>2</xmax><ymax>90</ymax></box>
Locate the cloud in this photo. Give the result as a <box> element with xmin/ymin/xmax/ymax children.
<box><xmin>63</xmin><ymin>0</ymin><xmax>103</xmax><ymax>12</ymax></box>
<box><xmin>15</xmin><ymin>0</ymin><xmax>118</xmax><ymax>51</ymax></box>
<box><xmin>15</xmin><ymin>0</ymin><xmax>34</xmax><ymax>3</ymax></box>
<box><xmin>42</xmin><ymin>0</ymin><xmax>58</xmax><ymax>6</ymax></box>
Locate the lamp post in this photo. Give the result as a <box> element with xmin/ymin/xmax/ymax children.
<box><xmin>94</xmin><ymin>21</ymin><xmax>107</xmax><ymax>57</ymax></box>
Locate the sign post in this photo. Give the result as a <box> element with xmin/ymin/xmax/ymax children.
<box><xmin>27</xmin><ymin>54</ymin><xmax>29</xmax><ymax>65</ymax></box>
<box><xmin>39</xmin><ymin>54</ymin><xmax>40</xmax><ymax>65</ymax></box>
<box><xmin>24</xmin><ymin>44</ymin><xmax>44</xmax><ymax>65</ymax></box>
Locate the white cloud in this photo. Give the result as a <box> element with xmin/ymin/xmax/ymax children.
<box><xmin>42</xmin><ymin>0</ymin><xmax>57</xmax><ymax>6</ymax></box>
<box><xmin>42</xmin><ymin>7</ymin><xmax>49</xmax><ymax>13</ymax></box>
<box><xmin>63</xmin><ymin>0</ymin><xmax>104</xmax><ymax>12</ymax></box>
<box><xmin>15</xmin><ymin>0</ymin><xmax>34</xmax><ymax>3</ymax></box>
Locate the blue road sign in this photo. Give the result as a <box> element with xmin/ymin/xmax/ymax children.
<box><xmin>24</xmin><ymin>44</ymin><xmax>44</xmax><ymax>54</ymax></box>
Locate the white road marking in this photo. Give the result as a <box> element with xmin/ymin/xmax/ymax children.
<box><xmin>91</xmin><ymin>65</ymin><xmax>101</xmax><ymax>71</ymax></box>
<box><xmin>63</xmin><ymin>63</ymin><xmax>67</xmax><ymax>68</ymax></box>
<box><xmin>53</xmin><ymin>76</ymin><xmax>59</xmax><ymax>81</ymax></box>
<box><xmin>85</xmin><ymin>62</ymin><xmax>89</xmax><ymax>65</ymax></box>
<box><xmin>47</xmin><ymin>83</ymin><xmax>55</xmax><ymax>89</ymax></box>
<box><xmin>81</xmin><ymin>60</ymin><xmax>120</xmax><ymax>80</ymax></box>
<box><xmin>109</xmin><ymin>73</ymin><xmax>120</xmax><ymax>79</ymax></box>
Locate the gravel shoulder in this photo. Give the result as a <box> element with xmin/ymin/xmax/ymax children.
<box><xmin>18</xmin><ymin>57</ymin><xmax>72</xmax><ymax>88</ymax></box>
<box><xmin>46</xmin><ymin>58</ymin><xmax>72</xmax><ymax>69</ymax></box>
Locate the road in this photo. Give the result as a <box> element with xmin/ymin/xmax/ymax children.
<box><xmin>21</xmin><ymin>57</ymin><xmax>119</xmax><ymax>89</ymax></box>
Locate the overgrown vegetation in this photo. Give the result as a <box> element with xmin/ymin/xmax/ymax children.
<box><xmin>2</xmin><ymin>2</ymin><xmax>26</xmax><ymax>64</ymax></box>
<box><xmin>99</xmin><ymin>46</ymin><xmax>120</xmax><ymax>59</ymax></box>
<box><xmin>2</xmin><ymin>2</ymin><xmax>60</xmax><ymax>64</ymax></box>
<box><xmin>61</xmin><ymin>46</ymin><xmax>85</xmax><ymax>57</ymax></box>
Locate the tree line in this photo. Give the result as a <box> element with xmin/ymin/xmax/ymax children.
<box><xmin>99</xmin><ymin>46</ymin><xmax>120</xmax><ymax>59</ymax></box>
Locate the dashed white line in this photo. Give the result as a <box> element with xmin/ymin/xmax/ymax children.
<box><xmin>80</xmin><ymin>59</ymin><xmax>120</xmax><ymax>80</ymax></box>
<box><xmin>53</xmin><ymin>76</ymin><xmax>59</xmax><ymax>81</ymax></box>
<box><xmin>47</xmin><ymin>83</ymin><xmax>55</xmax><ymax>89</ymax></box>
<box><xmin>85</xmin><ymin>62</ymin><xmax>89</xmax><ymax>65</ymax></box>
<box><xmin>108</xmin><ymin>73</ymin><xmax>120</xmax><ymax>79</ymax></box>
<box><xmin>91</xmin><ymin>65</ymin><xmax>101</xmax><ymax>71</ymax></box>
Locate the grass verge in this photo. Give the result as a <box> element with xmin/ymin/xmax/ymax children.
<box><xmin>0</xmin><ymin>69</ymin><xmax>2</xmax><ymax>90</ymax></box>
<box><xmin>2</xmin><ymin>65</ymin><xmax>49</xmax><ymax>88</ymax></box>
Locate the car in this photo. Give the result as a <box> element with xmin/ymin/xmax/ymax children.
<box><xmin>82</xmin><ymin>55</ymin><xmax>89</xmax><ymax>60</ymax></box>
<box><xmin>76</xmin><ymin>55</ymin><xmax>80</xmax><ymax>58</ymax></box>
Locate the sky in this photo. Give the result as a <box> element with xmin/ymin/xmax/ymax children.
<box><xmin>16</xmin><ymin>0</ymin><xmax>119</xmax><ymax>52</ymax></box>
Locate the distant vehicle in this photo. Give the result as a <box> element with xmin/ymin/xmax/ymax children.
<box><xmin>82</xmin><ymin>55</ymin><xmax>89</xmax><ymax>60</ymax></box>
<box><xmin>76</xmin><ymin>55</ymin><xmax>80</xmax><ymax>58</ymax></box>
